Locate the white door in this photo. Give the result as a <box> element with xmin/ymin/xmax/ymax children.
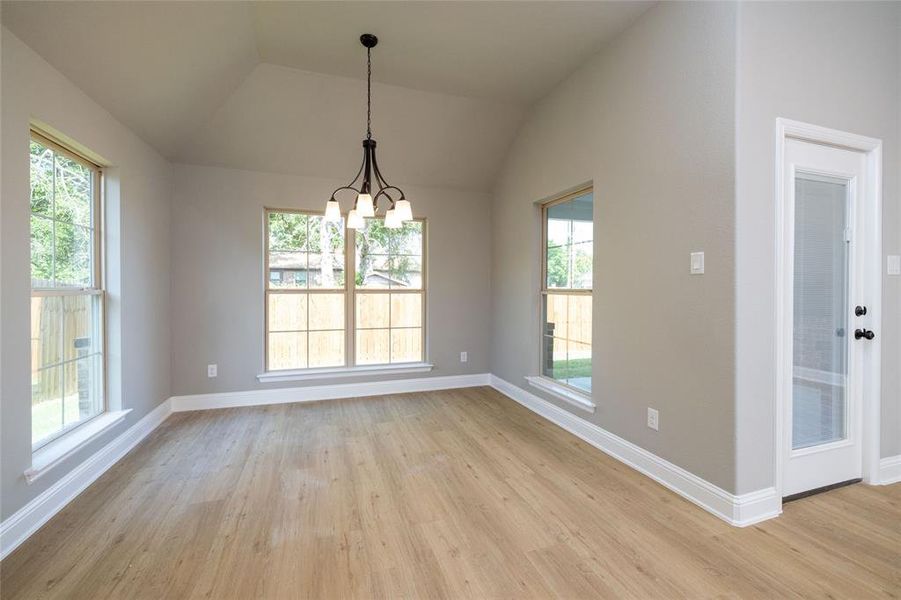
<box><xmin>782</xmin><ymin>138</ymin><xmax>874</xmax><ymax>497</ymax></box>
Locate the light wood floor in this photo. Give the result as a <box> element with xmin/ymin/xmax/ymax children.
<box><xmin>2</xmin><ymin>387</ymin><xmax>898</xmax><ymax>599</ymax></box>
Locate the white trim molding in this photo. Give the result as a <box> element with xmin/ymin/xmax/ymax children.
<box><xmin>878</xmin><ymin>455</ymin><xmax>901</xmax><ymax>485</ymax></box>
<box><xmin>257</xmin><ymin>362</ymin><xmax>434</xmax><ymax>383</ymax></box>
<box><xmin>1</xmin><ymin>400</ymin><xmax>172</xmax><ymax>560</ymax></box>
<box><xmin>172</xmin><ymin>373</ymin><xmax>491</xmax><ymax>412</ymax></box>
<box><xmin>525</xmin><ymin>376</ymin><xmax>595</xmax><ymax>413</ymax></box>
<box><xmin>491</xmin><ymin>375</ymin><xmax>781</xmax><ymax>527</ymax></box>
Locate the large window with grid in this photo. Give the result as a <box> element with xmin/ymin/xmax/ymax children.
<box><xmin>541</xmin><ymin>187</ymin><xmax>592</xmax><ymax>394</ymax></box>
<box><xmin>30</xmin><ymin>132</ymin><xmax>105</xmax><ymax>448</ymax></box>
<box><xmin>264</xmin><ymin>210</ymin><xmax>425</xmax><ymax>371</ymax></box>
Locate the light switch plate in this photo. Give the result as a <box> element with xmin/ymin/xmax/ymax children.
<box><xmin>207</xmin><ymin>364</ymin><xmax>217</xmax><ymax>378</ymax></box>
<box><xmin>690</xmin><ymin>252</ymin><xmax>705</xmax><ymax>275</ymax></box>
<box><xmin>888</xmin><ymin>255</ymin><xmax>901</xmax><ymax>276</ymax></box>
<box><xmin>460</xmin><ymin>351</ymin><xmax>468</xmax><ymax>363</ymax></box>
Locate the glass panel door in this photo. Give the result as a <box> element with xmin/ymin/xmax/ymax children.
<box><xmin>791</xmin><ymin>173</ymin><xmax>849</xmax><ymax>450</ymax></box>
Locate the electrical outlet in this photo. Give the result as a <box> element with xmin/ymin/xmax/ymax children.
<box><xmin>207</xmin><ymin>364</ymin><xmax>217</xmax><ymax>378</ymax></box>
<box><xmin>647</xmin><ymin>407</ymin><xmax>659</xmax><ymax>431</ymax></box>
<box><xmin>460</xmin><ymin>351</ymin><xmax>468</xmax><ymax>363</ymax></box>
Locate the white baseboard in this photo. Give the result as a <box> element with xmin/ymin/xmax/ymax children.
<box><xmin>878</xmin><ymin>455</ymin><xmax>901</xmax><ymax>485</ymax></box>
<box><xmin>489</xmin><ymin>375</ymin><xmax>781</xmax><ymax>527</ymax></box>
<box><xmin>0</xmin><ymin>399</ymin><xmax>173</xmax><ymax>560</ymax></box>
<box><xmin>170</xmin><ymin>373</ymin><xmax>491</xmax><ymax>412</ymax></box>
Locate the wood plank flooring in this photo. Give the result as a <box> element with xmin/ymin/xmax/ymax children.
<box><xmin>2</xmin><ymin>386</ymin><xmax>898</xmax><ymax>599</ymax></box>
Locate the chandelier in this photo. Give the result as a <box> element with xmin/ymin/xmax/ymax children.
<box><xmin>324</xmin><ymin>33</ymin><xmax>412</xmax><ymax>229</ymax></box>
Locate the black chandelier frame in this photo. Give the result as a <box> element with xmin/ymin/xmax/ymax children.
<box><xmin>328</xmin><ymin>34</ymin><xmax>407</xmax><ymax>213</ymax></box>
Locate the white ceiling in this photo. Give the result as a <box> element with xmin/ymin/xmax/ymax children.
<box><xmin>1</xmin><ymin>1</ymin><xmax>653</xmax><ymax>190</ymax></box>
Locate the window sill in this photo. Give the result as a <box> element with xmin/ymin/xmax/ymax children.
<box><xmin>525</xmin><ymin>376</ymin><xmax>595</xmax><ymax>413</ymax></box>
<box><xmin>26</xmin><ymin>409</ymin><xmax>131</xmax><ymax>484</ymax></box>
<box><xmin>257</xmin><ymin>362</ymin><xmax>434</xmax><ymax>383</ymax></box>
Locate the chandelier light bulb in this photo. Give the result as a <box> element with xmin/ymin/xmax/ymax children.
<box><xmin>384</xmin><ymin>208</ymin><xmax>402</xmax><ymax>229</ymax></box>
<box><xmin>346</xmin><ymin>209</ymin><xmax>364</xmax><ymax>229</ymax></box>
<box><xmin>357</xmin><ymin>193</ymin><xmax>375</xmax><ymax>217</ymax></box>
<box><xmin>324</xmin><ymin>199</ymin><xmax>341</xmax><ymax>222</ymax></box>
<box><xmin>394</xmin><ymin>199</ymin><xmax>413</xmax><ymax>222</ymax></box>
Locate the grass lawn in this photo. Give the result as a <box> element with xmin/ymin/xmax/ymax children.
<box><xmin>551</xmin><ymin>358</ymin><xmax>591</xmax><ymax>380</ymax></box>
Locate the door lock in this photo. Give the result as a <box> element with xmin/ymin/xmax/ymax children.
<box><xmin>855</xmin><ymin>306</ymin><xmax>867</xmax><ymax>316</ymax></box>
<box><xmin>854</xmin><ymin>328</ymin><xmax>875</xmax><ymax>340</ymax></box>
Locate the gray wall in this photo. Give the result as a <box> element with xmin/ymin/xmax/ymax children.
<box><xmin>169</xmin><ymin>164</ymin><xmax>492</xmax><ymax>396</ymax></box>
<box><xmin>735</xmin><ymin>1</ymin><xmax>901</xmax><ymax>493</ymax></box>
<box><xmin>489</xmin><ymin>2</ymin><xmax>738</xmax><ymax>491</ymax></box>
<box><xmin>1</xmin><ymin>29</ymin><xmax>172</xmax><ymax>519</ymax></box>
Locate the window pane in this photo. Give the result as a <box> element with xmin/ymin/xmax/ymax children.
<box><xmin>30</xmin><ymin>214</ymin><xmax>54</xmax><ymax>287</ymax></box>
<box><xmin>546</xmin><ymin>245</ymin><xmax>570</xmax><ymax>289</ymax></box>
<box><xmin>54</xmin><ymin>221</ymin><xmax>92</xmax><ymax>287</ymax></box>
<box><xmin>54</xmin><ymin>154</ymin><xmax>92</xmax><ymax>226</ymax></box>
<box><xmin>390</xmin><ymin>256</ymin><xmax>422</xmax><ymax>289</ymax></box>
<box><xmin>309</xmin><ymin>331</ymin><xmax>344</xmax><ymax>367</ymax></box>
<box><xmin>308</xmin><ymin>216</ymin><xmax>345</xmax><ymax>289</ymax></box>
<box><xmin>542</xmin><ymin>337</ymin><xmax>568</xmax><ymax>382</ymax></box>
<box><xmin>359</xmin><ymin>218</ymin><xmax>391</xmax><ymax>254</ymax></box>
<box><xmin>356</xmin><ymin>329</ymin><xmax>389</xmax><ymax>365</ymax></box>
<box><xmin>31</xmin><ymin>296</ymin><xmax>62</xmax><ymax>369</ymax></box>
<box><xmin>567</xmin><ymin>342</ymin><xmax>592</xmax><ymax>392</ymax></box>
<box><xmin>62</xmin><ymin>294</ymin><xmax>101</xmax><ymax>361</ymax></box>
<box><xmin>391</xmin><ymin>293</ymin><xmax>421</xmax><ymax>328</ymax></box>
<box><xmin>390</xmin><ymin>221</ymin><xmax>423</xmax><ymax>255</ymax></box>
<box><xmin>357</xmin><ymin>254</ymin><xmax>390</xmax><ymax>288</ymax></box>
<box><xmin>571</xmin><ymin>242</ymin><xmax>593</xmax><ymax>289</ymax></box>
<box><xmin>546</xmin><ymin>218</ymin><xmax>570</xmax><ymax>249</ymax></box>
<box><xmin>356</xmin><ymin>293</ymin><xmax>389</xmax><ymax>328</ymax></box>
<box><xmin>308</xmin><ymin>293</ymin><xmax>344</xmax><ymax>331</ymax></box>
<box><xmin>64</xmin><ymin>353</ymin><xmax>103</xmax><ymax>428</ymax></box>
<box><xmin>268</xmin><ymin>212</ymin><xmax>307</xmax><ymax>251</ymax></box>
<box><xmin>543</xmin><ymin>293</ymin><xmax>568</xmax><ymax>339</ymax></box>
<box><xmin>567</xmin><ymin>295</ymin><xmax>592</xmax><ymax>345</ymax></box>
<box><xmin>391</xmin><ymin>328</ymin><xmax>422</xmax><ymax>363</ymax></box>
<box><xmin>269</xmin><ymin>332</ymin><xmax>307</xmax><ymax>370</ymax></box>
<box><xmin>269</xmin><ymin>252</ymin><xmax>306</xmax><ymax>289</ymax></box>
<box><xmin>268</xmin><ymin>293</ymin><xmax>307</xmax><ymax>332</ymax></box>
<box><xmin>30</xmin><ymin>140</ymin><xmax>53</xmax><ymax>217</ymax></box>
<box><xmin>32</xmin><ymin>364</ymin><xmax>63</xmax><ymax>446</ymax></box>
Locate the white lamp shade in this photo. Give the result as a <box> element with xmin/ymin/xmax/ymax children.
<box><xmin>394</xmin><ymin>199</ymin><xmax>413</xmax><ymax>222</ymax></box>
<box><xmin>356</xmin><ymin>193</ymin><xmax>375</xmax><ymax>217</ymax></box>
<box><xmin>324</xmin><ymin>199</ymin><xmax>341</xmax><ymax>222</ymax></box>
<box><xmin>384</xmin><ymin>208</ymin><xmax>402</xmax><ymax>229</ymax></box>
<box><xmin>346</xmin><ymin>209</ymin><xmax>364</xmax><ymax>229</ymax></box>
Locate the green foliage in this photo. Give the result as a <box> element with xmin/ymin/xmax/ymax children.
<box><xmin>546</xmin><ymin>245</ymin><xmax>568</xmax><ymax>287</ymax></box>
<box><xmin>30</xmin><ymin>140</ymin><xmax>94</xmax><ymax>287</ymax></box>
<box><xmin>356</xmin><ymin>219</ymin><xmax>421</xmax><ymax>286</ymax></box>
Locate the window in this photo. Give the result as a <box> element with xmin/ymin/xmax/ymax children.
<box><xmin>541</xmin><ymin>187</ymin><xmax>592</xmax><ymax>394</ymax></box>
<box><xmin>264</xmin><ymin>210</ymin><xmax>425</xmax><ymax>371</ymax></box>
<box><xmin>30</xmin><ymin>132</ymin><xmax>104</xmax><ymax>448</ymax></box>
<box><xmin>354</xmin><ymin>219</ymin><xmax>425</xmax><ymax>365</ymax></box>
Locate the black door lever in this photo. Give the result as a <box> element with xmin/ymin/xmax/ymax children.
<box><xmin>854</xmin><ymin>328</ymin><xmax>875</xmax><ymax>340</ymax></box>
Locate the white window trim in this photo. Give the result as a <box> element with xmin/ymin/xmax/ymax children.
<box><xmin>257</xmin><ymin>362</ymin><xmax>434</xmax><ymax>383</ymax></box>
<box><xmin>526</xmin><ymin>376</ymin><xmax>595</xmax><ymax>413</ymax></box>
<box><xmin>25</xmin><ymin>409</ymin><xmax>131</xmax><ymax>483</ymax></box>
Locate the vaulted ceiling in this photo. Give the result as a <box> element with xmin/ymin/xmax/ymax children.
<box><xmin>2</xmin><ymin>1</ymin><xmax>653</xmax><ymax>190</ymax></box>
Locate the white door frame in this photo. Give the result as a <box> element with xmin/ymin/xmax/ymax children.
<box><xmin>774</xmin><ymin>118</ymin><xmax>882</xmax><ymax>499</ymax></box>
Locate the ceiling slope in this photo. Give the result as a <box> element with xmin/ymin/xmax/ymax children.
<box><xmin>2</xmin><ymin>1</ymin><xmax>653</xmax><ymax>190</ymax></box>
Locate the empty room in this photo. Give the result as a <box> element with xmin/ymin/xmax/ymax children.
<box><xmin>1</xmin><ymin>1</ymin><xmax>899</xmax><ymax>598</ymax></box>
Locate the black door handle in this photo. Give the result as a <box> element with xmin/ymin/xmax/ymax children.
<box><xmin>854</xmin><ymin>328</ymin><xmax>875</xmax><ymax>340</ymax></box>
<box><xmin>855</xmin><ymin>306</ymin><xmax>867</xmax><ymax>316</ymax></box>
